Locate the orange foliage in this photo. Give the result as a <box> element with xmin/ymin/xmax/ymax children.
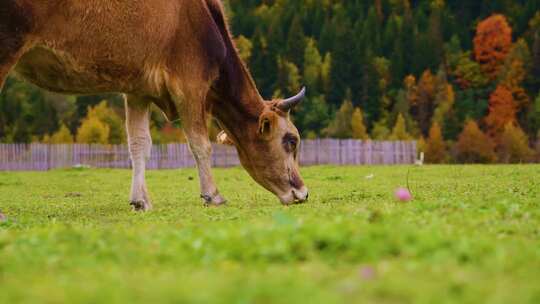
<box><xmin>456</xmin><ymin>120</ymin><xmax>497</xmax><ymax>163</ymax></box>
<box><xmin>485</xmin><ymin>85</ymin><xmax>517</xmax><ymax>137</ymax></box>
<box><xmin>473</xmin><ymin>15</ymin><xmax>512</xmax><ymax>80</ymax></box>
<box><xmin>425</xmin><ymin>122</ymin><xmax>448</xmax><ymax>163</ymax></box>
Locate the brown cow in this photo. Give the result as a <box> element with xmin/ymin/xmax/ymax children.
<box><xmin>0</xmin><ymin>0</ymin><xmax>308</xmax><ymax>210</ymax></box>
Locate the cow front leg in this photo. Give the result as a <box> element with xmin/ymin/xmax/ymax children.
<box><xmin>125</xmin><ymin>95</ymin><xmax>152</xmax><ymax>211</ymax></box>
<box><xmin>177</xmin><ymin>96</ymin><xmax>226</xmax><ymax>206</ymax></box>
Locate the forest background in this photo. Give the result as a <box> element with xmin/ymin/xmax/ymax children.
<box><xmin>1</xmin><ymin>0</ymin><xmax>540</xmax><ymax>163</ymax></box>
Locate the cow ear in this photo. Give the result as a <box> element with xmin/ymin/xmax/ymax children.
<box><xmin>216</xmin><ymin>131</ymin><xmax>234</xmax><ymax>146</ymax></box>
<box><xmin>258</xmin><ymin>111</ymin><xmax>277</xmax><ymax>138</ymax></box>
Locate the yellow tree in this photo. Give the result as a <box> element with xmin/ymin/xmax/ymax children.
<box><xmin>498</xmin><ymin>123</ymin><xmax>533</xmax><ymax>163</ymax></box>
<box><xmin>351</xmin><ymin>107</ymin><xmax>369</xmax><ymax>140</ymax></box>
<box><xmin>389</xmin><ymin>114</ymin><xmax>413</xmax><ymax>140</ymax></box>
<box><xmin>474</xmin><ymin>14</ymin><xmax>512</xmax><ymax>80</ymax></box>
<box><xmin>49</xmin><ymin>124</ymin><xmax>74</xmax><ymax>144</ymax></box>
<box><xmin>76</xmin><ymin>116</ymin><xmax>110</xmax><ymax>144</ymax></box>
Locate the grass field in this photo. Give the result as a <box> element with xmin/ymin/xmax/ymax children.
<box><xmin>1</xmin><ymin>165</ymin><xmax>539</xmax><ymax>303</ymax></box>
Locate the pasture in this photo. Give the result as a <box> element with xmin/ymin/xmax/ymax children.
<box><xmin>1</xmin><ymin>165</ymin><xmax>539</xmax><ymax>303</ymax></box>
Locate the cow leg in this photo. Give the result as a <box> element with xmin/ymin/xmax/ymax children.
<box><xmin>174</xmin><ymin>92</ymin><xmax>226</xmax><ymax>206</ymax></box>
<box><xmin>125</xmin><ymin>95</ymin><xmax>153</xmax><ymax>211</ymax></box>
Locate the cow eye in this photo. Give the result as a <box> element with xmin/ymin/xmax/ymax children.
<box><xmin>283</xmin><ymin>133</ymin><xmax>298</xmax><ymax>152</ymax></box>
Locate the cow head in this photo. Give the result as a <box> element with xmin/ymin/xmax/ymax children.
<box><xmin>217</xmin><ymin>88</ymin><xmax>308</xmax><ymax>204</ymax></box>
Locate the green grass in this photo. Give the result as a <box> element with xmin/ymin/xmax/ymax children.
<box><xmin>1</xmin><ymin>165</ymin><xmax>539</xmax><ymax>304</ymax></box>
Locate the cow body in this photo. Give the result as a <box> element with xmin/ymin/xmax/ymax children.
<box><xmin>0</xmin><ymin>0</ymin><xmax>308</xmax><ymax>209</ymax></box>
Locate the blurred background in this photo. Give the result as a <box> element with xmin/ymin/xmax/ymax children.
<box><xmin>1</xmin><ymin>0</ymin><xmax>539</xmax><ymax>163</ymax></box>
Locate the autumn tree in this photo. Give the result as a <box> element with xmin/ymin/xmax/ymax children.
<box><xmin>351</xmin><ymin>107</ymin><xmax>369</xmax><ymax>140</ymax></box>
<box><xmin>455</xmin><ymin>120</ymin><xmax>497</xmax><ymax>163</ymax></box>
<box><xmin>76</xmin><ymin>116</ymin><xmax>110</xmax><ymax>144</ymax></box>
<box><xmin>45</xmin><ymin>124</ymin><xmax>74</xmax><ymax>144</ymax></box>
<box><xmin>474</xmin><ymin>15</ymin><xmax>512</xmax><ymax>80</ymax></box>
<box><xmin>389</xmin><ymin>114</ymin><xmax>413</xmax><ymax>140</ymax></box>
<box><xmin>425</xmin><ymin>122</ymin><xmax>448</xmax><ymax>163</ymax></box>
<box><xmin>432</xmin><ymin>83</ymin><xmax>455</xmax><ymax>127</ymax></box>
<box><xmin>485</xmin><ymin>85</ymin><xmax>517</xmax><ymax>137</ymax></box>
<box><xmin>76</xmin><ymin>101</ymin><xmax>124</xmax><ymax>144</ymax></box>
<box><xmin>499</xmin><ymin>39</ymin><xmax>531</xmax><ymax>111</ymax></box>
<box><xmin>410</xmin><ymin>70</ymin><xmax>436</xmax><ymax>135</ymax></box>
<box><xmin>497</xmin><ymin>123</ymin><xmax>534</xmax><ymax>163</ymax></box>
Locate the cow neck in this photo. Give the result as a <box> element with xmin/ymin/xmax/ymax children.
<box><xmin>210</xmin><ymin>45</ymin><xmax>265</xmax><ymax>143</ymax></box>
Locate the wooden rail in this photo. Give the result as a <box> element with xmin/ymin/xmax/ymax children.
<box><xmin>0</xmin><ymin>140</ymin><xmax>417</xmax><ymax>171</ymax></box>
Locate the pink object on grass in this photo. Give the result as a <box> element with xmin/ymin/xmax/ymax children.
<box><xmin>395</xmin><ymin>187</ymin><xmax>412</xmax><ymax>202</ymax></box>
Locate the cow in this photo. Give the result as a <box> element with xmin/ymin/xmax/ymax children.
<box><xmin>0</xmin><ymin>0</ymin><xmax>308</xmax><ymax>210</ymax></box>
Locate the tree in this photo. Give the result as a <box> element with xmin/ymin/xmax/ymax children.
<box><xmin>498</xmin><ymin>123</ymin><xmax>534</xmax><ymax>163</ymax></box>
<box><xmin>389</xmin><ymin>114</ymin><xmax>413</xmax><ymax>140</ymax></box>
<box><xmin>276</xmin><ymin>57</ymin><xmax>301</xmax><ymax>97</ymax></box>
<box><xmin>425</xmin><ymin>122</ymin><xmax>447</xmax><ymax>163</ymax></box>
<box><xmin>455</xmin><ymin>120</ymin><xmax>497</xmax><ymax>163</ymax></box>
<box><xmin>286</xmin><ymin>15</ymin><xmax>306</xmax><ymax>69</ymax></box>
<box><xmin>499</xmin><ymin>39</ymin><xmax>531</xmax><ymax>117</ymax></box>
<box><xmin>529</xmin><ymin>92</ymin><xmax>540</xmax><ymax>136</ymax></box>
<box><xmin>411</xmin><ymin>70</ymin><xmax>436</xmax><ymax>135</ymax></box>
<box><xmin>296</xmin><ymin>95</ymin><xmax>331</xmax><ymax>137</ymax></box>
<box><xmin>485</xmin><ymin>85</ymin><xmax>517</xmax><ymax>137</ymax></box>
<box><xmin>453</xmin><ymin>51</ymin><xmax>489</xmax><ymax>89</ymax></box>
<box><xmin>323</xmin><ymin>99</ymin><xmax>354</xmax><ymax>138</ymax></box>
<box><xmin>84</xmin><ymin>101</ymin><xmax>125</xmax><ymax>144</ymax></box>
<box><xmin>303</xmin><ymin>38</ymin><xmax>323</xmax><ymax>92</ymax></box>
<box><xmin>433</xmin><ymin>84</ymin><xmax>455</xmax><ymax>127</ymax></box>
<box><xmin>351</xmin><ymin>107</ymin><xmax>369</xmax><ymax>140</ymax></box>
<box><xmin>46</xmin><ymin>124</ymin><xmax>74</xmax><ymax>144</ymax></box>
<box><xmin>235</xmin><ymin>35</ymin><xmax>253</xmax><ymax>63</ymax></box>
<box><xmin>371</xmin><ymin>118</ymin><xmax>390</xmax><ymax>140</ymax></box>
<box><xmin>473</xmin><ymin>15</ymin><xmax>512</xmax><ymax>80</ymax></box>
<box><xmin>76</xmin><ymin>116</ymin><xmax>110</xmax><ymax>144</ymax></box>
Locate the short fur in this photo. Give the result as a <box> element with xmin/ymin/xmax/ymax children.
<box><xmin>0</xmin><ymin>0</ymin><xmax>307</xmax><ymax>208</ymax></box>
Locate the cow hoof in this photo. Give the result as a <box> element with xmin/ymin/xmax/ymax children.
<box><xmin>201</xmin><ymin>193</ymin><xmax>227</xmax><ymax>207</ymax></box>
<box><xmin>130</xmin><ymin>200</ymin><xmax>152</xmax><ymax>212</ymax></box>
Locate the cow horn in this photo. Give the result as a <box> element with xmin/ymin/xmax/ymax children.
<box><xmin>277</xmin><ymin>87</ymin><xmax>306</xmax><ymax>111</ymax></box>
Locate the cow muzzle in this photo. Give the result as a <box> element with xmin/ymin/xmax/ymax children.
<box><xmin>279</xmin><ymin>186</ymin><xmax>309</xmax><ymax>205</ymax></box>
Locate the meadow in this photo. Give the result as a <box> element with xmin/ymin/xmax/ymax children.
<box><xmin>0</xmin><ymin>165</ymin><xmax>539</xmax><ymax>303</ymax></box>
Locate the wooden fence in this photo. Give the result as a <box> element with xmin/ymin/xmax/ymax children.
<box><xmin>0</xmin><ymin>140</ymin><xmax>417</xmax><ymax>171</ymax></box>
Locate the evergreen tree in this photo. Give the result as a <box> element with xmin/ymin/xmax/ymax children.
<box><xmin>323</xmin><ymin>99</ymin><xmax>354</xmax><ymax>138</ymax></box>
<box><xmin>286</xmin><ymin>15</ymin><xmax>307</xmax><ymax>69</ymax></box>
<box><xmin>371</xmin><ymin>118</ymin><xmax>390</xmax><ymax>140</ymax></box>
